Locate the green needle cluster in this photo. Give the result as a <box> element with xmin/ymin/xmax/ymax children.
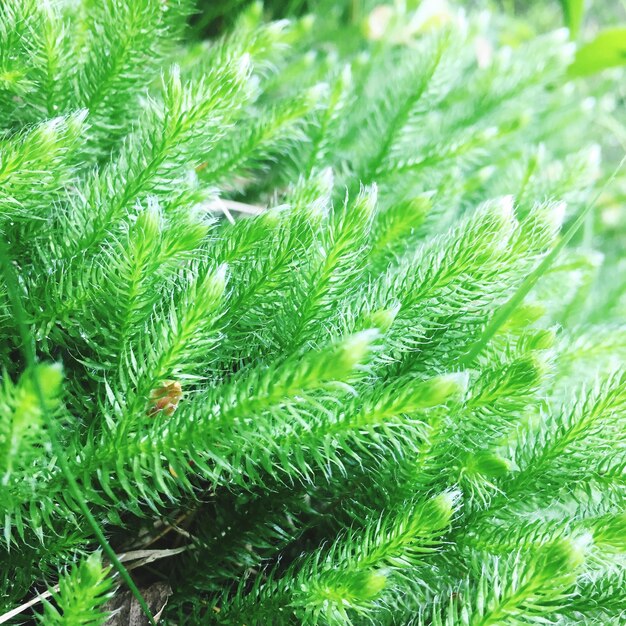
<box><xmin>1</xmin><ymin>1</ymin><xmax>625</xmax><ymax>624</ymax></box>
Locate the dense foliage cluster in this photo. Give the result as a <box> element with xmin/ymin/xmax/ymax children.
<box><xmin>0</xmin><ymin>0</ymin><xmax>625</xmax><ymax>624</ymax></box>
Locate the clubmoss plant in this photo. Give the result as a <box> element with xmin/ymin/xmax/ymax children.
<box><xmin>0</xmin><ymin>0</ymin><xmax>625</xmax><ymax>624</ymax></box>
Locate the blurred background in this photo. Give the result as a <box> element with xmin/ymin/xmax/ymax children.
<box><xmin>189</xmin><ymin>0</ymin><xmax>626</xmax><ymax>39</ymax></box>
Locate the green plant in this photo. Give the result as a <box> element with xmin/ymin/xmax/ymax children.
<box><xmin>36</xmin><ymin>553</ymin><xmax>113</xmax><ymax>626</ymax></box>
<box><xmin>1</xmin><ymin>0</ymin><xmax>625</xmax><ymax>624</ymax></box>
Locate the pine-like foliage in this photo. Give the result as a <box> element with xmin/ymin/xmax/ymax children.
<box><xmin>36</xmin><ymin>552</ymin><xmax>113</xmax><ymax>626</ymax></box>
<box><xmin>1</xmin><ymin>0</ymin><xmax>625</xmax><ymax>624</ymax></box>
